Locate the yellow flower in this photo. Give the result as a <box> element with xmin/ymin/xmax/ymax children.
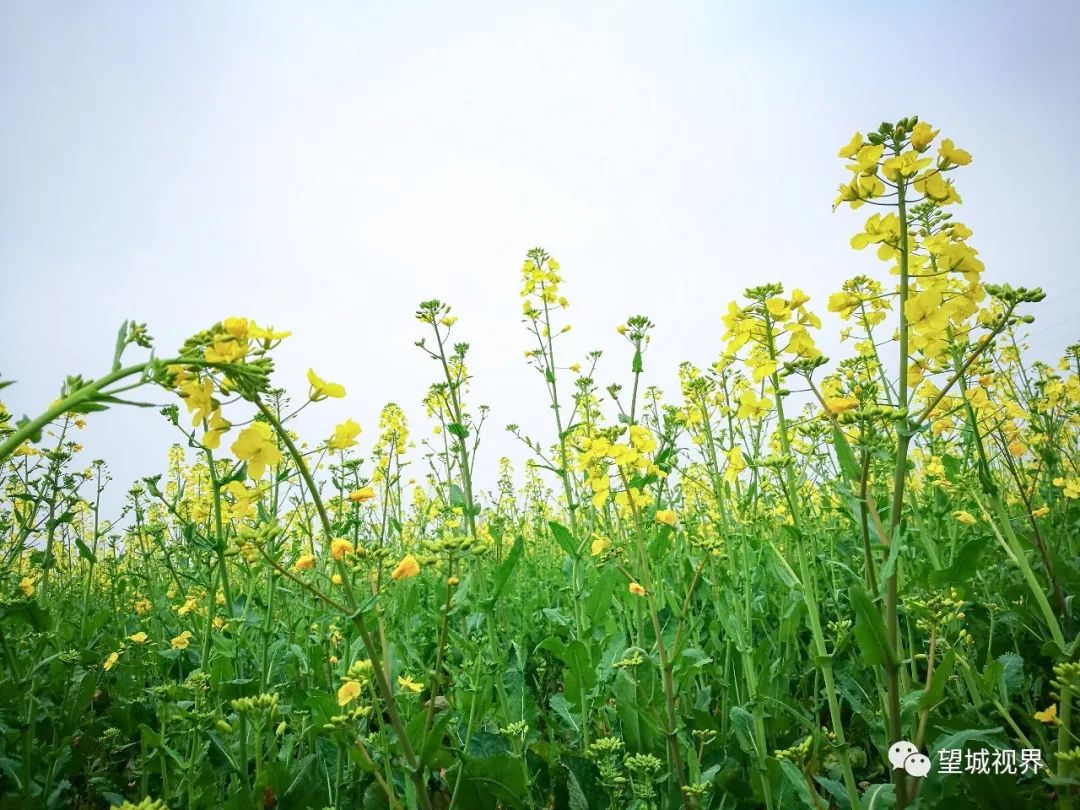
<box><xmin>590</xmin><ymin>534</ymin><xmax>611</xmax><ymax>556</ymax></box>
<box><xmin>737</xmin><ymin>390</ymin><xmax>772</xmax><ymax>421</ymax></box>
<box><xmin>337</xmin><ymin>680</ymin><xmax>362</xmax><ymax>706</ymax></box>
<box><xmin>204</xmin><ymin>336</ymin><xmax>248</xmax><ymax>364</ymax></box>
<box><xmin>765</xmin><ymin>298</ymin><xmax>791</xmax><ymax>322</ymax></box>
<box><xmin>569</xmin><ymin>363</ymin><xmax>582</xmax><ymax>374</ymax></box>
<box><xmin>825</xmin><ymin>396</ymin><xmax>860</xmax><ymax>415</ymax></box>
<box><xmin>837</xmin><ymin>131</ymin><xmax>863</xmax><ymax>158</ymax></box>
<box><xmin>1054</xmin><ymin>477</ymin><xmax>1080</xmax><ymax>499</ymax></box>
<box><xmin>909</xmin><ymin>121</ymin><xmax>938</xmax><ymax>151</ymax></box>
<box><xmin>850</xmin><ymin>212</ymin><xmax>900</xmax><ymax>253</ymax></box>
<box><xmin>882</xmin><ymin>151</ymin><xmax>931</xmax><ymax>181</ymax></box>
<box><xmin>202</xmin><ymin>410</ymin><xmax>231</xmax><ymax>450</ymax></box>
<box><xmin>103</xmin><ymin>651</ymin><xmax>120</xmax><ymax>672</ymax></box>
<box><xmin>440</xmin><ymin>316</ymin><xmax>458</xmax><ymax>327</ymax></box>
<box><xmin>828</xmin><ymin>291</ymin><xmax>858</xmax><ymax>318</ymax></box>
<box><xmin>230</xmin><ymin>422</ymin><xmax>283</xmax><ymax>480</ymax></box>
<box><xmin>294</xmin><ymin>554</ymin><xmax>316</xmax><ymax>571</ymax></box>
<box><xmin>724</xmin><ymin>447</ymin><xmax>747</xmax><ymax>484</ymax></box>
<box><xmin>847</xmin><ymin>143</ymin><xmax>884</xmax><ymax>174</ymax></box>
<box><xmin>614</xmin><ymin>487</ymin><xmax>652</xmax><ymax>511</ymax></box>
<box><xmin>171</xmin><ymin>631</ymin><xmax>193</xmax><ymax>650</ymax></box>
<box><xmin>904</xmin><ymin>289</ymin><xmax>951</xmax><ymax>338</ymax></box>
<box><xmin>129</xmin><ymin>631</ymin><xmax>149</xmax><ymax>644</ymax></box>
<box><xmin>953</xmin><ymin>510</ymin><xmax>977</xmax><ymax>526</ymax></box>
<box><xmin>19</xmin><ymin>577</ymin><xmax>34</xmax><ymax>597</ymax></box>
<box><xmin>223</xmin><ymin>317</ymin><xmax>249</xmax><ymax>338</ymax></box>
<box><xmin>329</xmin><ymin>419</ymin><xmax>361</xmax><ymax>451</ymax></box>
<box><xmin>1032</xmin><ymin>506</ymin><xmax>1050</xmax><ymax>519</ymax></box>
<box><xmin>1034</xmin><ymin>704</ymin><xmax>1058</xmax><ymax>724</ymax></box>
<box><xmin>179</xmin><ymin>378</ymin><xmax>216</xmax><ymax>426</ymax></box>
<box><xmin>349</xmin><ymin>487</ymin><xmax>375</xmax><ymax>503</ymax></box>
<box><xmin>397</xmin><ymin>674</ymin><xmax>424</xmax><ymax>693</ymax></box>
<box><xmin>249</xmin><ymin>322</ymin><xmax>291</xmax><ymax>342</ymax></box>
<box><xmin>330</xmin><ymin>538</ymin><xmax>354</xmax><ymax>560</ymax></box>
<box><xmin>307</xmin><ymin>368</ymin><xmax>346</xmax><ymax>400</ymax></box>
<box><xmin>655</xmin><ymin>509</ymin><xmax>677</xmax><ymax>526</ymax></box>
<box><xmin>914</xmin><ymin>170</ymin><xmax>961</xmax><ymax>205</ymax></box>
<box><xmin>628</xmin><ymin>582</ymin><xmax>646</xmax><ymax>597</ymax></box>
<box><xmin>331</xmin><ymin>573</ymin><xmax>343</xmax><ymax>585</ymax></box>
<box><xmin>391</xmin><ymin>554</ymin><xmax>420</xmax><ymax>581</ymax></box>
<box><xmin>938</xmin><ymin>138</ymin><xmax>972</xmax><ymax>166</ymax></box>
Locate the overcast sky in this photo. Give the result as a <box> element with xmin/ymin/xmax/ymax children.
<box><xmin>2</xmin><ymin>1</ymin><xmax>1078</xmax><ymax>517</ymax></box>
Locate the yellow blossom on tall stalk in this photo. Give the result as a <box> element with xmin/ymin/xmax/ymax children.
<box><xmin>736</xmin><ymin>388</ymin><xmax>772</xmax><ymax>421</ymax></box>
<box><xmin>328</xmin><ymin>419</ymin><xmax>361</xmax><ymax>451</ymax></box>
<box><xmin>337</xmin><ymin>680</ymin><xmax>361</xmax><ymax>706</ymax></box>
<box><xmin>230</xmin><ymin>422</ymin><xmax>283</xmax><ymax>480</ymax></box>
<box><xmin>329</xmin><ymin>538</ymin><xmax>354</xmax><ymax>560</ymax></box>
<box><xmin>397</xmin><ymin>674</ymin><xmax>424</xmax><ymax>693</ymax></box>
<box><xmin>307</xmin><ymin>369</ymin><xmax>346</xmax><ymax>401</ymax></box>
<box><xmin>201</xmin><ymin>410</ymin><xmax>231</xmax><ymax>449</ymax></box>
<box><xmin>391</xmin><ymin>553</ymin><xmax>420</xmax><ymax>581</ymax></box>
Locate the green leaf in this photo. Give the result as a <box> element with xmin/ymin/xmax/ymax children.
<box><xmin>15</xmin><ymin>415</ymin><xmax>44</xmax><ymax>444</ymax></box>
<box><xmin>584</xmin><ymin>568</ymin><xmax>617</xmax><ymax>627</ymax></box>
<box><xmin>849</xmin><ymin>585</ymin><xmax>898</xmax><ymax>668</ymax></box>
<box><xmin>92</xmin><ymin>393</ymin><xmax>156</xmax><ymax>408</ymax></box>
<box><xmin>832</xmin><ymin>426</ymin><xmax>861</xmax><ymax>484</ymax></box>
<box><xmin>880</xmin><ymin>525</ymin><xmax>904</xmax><ymax>581</ymax></box>
<box><xmin>860</xmin><ymin>783</ymin><xmax>895</xmax><ymax>810</ymax></box>
<box><xmin>548</xmin><ymin>521</ymin><xmax>579</xmax><ymax>558</ymax></box>
<box><xmin>565</xmin><ymin>767</ymin><xmax>589</xmax><ymax>810</ymax></box>
<box><xmin>490</xmin><ymin>535</ymin><xmax>524</xmax><ymax>603</ymax></box>
<box><xmin>46</xmin><ymin>511</ymin><xmax>75</xmax><ymax>531</ymax></box>
<box><xmin>112</xmin><ymin>320</ymin><xmax>130</xmax><ymax>371</ymax></box>
<box><xmin>614</xmin><ymin>670</ymin><xmax>643</xmax><ymax>751</ymax></box>
<box><xmin>918</xmin><ymin>648</ymin><xmax>955</xmax><ymax>711</ymax></box>
<box><xmin>0</xmin><ymin>601</ymin><xmax>52</xmax><ymax>631</ymax></box>
<box><xmin>928</xmin><ymin>536</ymin><xmax>986</xmax><ymax>589</ymax></box>
<box><xmin>74</xmin><ymin>537</ymin><xmax>96</xmax><ymax>563</ymax></box>
<box><xmin>927</xmin><ymin>726</ymin><xmax>1006</xmax><ymax>758</ymax></box>
<box><xmin>446</xmin><ymin>422</ymin><xmax>469</xmax><ymax>440</ymax></box>
<box><xmin>778</xmin><ymin>758</ymin><xmax>820</xmax><ymax>809</ymax></box>
<box><xmin>67</xmin><ymin>400</ymin><xmax>111</xmax><ymax>414</ymax></box>
<box><xmin>549</xmin><ymin>693</ymin><xmax>581</xmax><ymax>740</ymax></box>
<box><xmin>729</xmin><ymin>706</ymin><xmax>759</xmax><ymax>757</ymax></box>
<box><xmin>448</xmin><ymin>484</ymin><xmax>465</xmax><ymax>508</ymax></box>
<box><xmin>407</xmin><ymin>708</ymin><xmax>452</xmax><ymax>767</ymax></box>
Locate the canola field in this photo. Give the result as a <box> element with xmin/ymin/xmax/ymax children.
<box><xmin>1</xmin><ymin>117</ymin><xmax>1078</xmax><ymax>809</ymax></box>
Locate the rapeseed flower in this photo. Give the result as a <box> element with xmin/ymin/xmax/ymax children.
<box><xmin>328</xmin><ymin>419</ymin><xmax>361</xmax><ymax>451</ymax></box>
<box><xmin>231</xmin><ymin>422</ymin><xmax>283</xmax><ymax>480</ymax></box>
<box><xmin>391</xmin><ymin>554</ymin><xmax>420</xmax><ymax>581</ymax></box>
<box><xmin>307</xmin><ymin>369</ymin><xmax>346</xmax><ymax>400</ymax></box>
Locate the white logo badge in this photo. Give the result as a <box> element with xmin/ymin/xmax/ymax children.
<box><xmin>888</xmin><ymin>740</ymin><xmax>930</xmax><ymax>777</ymax></box>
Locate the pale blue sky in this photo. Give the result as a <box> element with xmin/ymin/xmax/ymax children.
<box><xmin>2</xmin><ymin>1</ymin><xmax>1078</xmax><ymax>511</ymax></box>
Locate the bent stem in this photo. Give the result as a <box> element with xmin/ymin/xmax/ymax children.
<box><xmin>254</xmin><ymin>397</ymin><xmax>433</xmax><ymax>810</ymax></box>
